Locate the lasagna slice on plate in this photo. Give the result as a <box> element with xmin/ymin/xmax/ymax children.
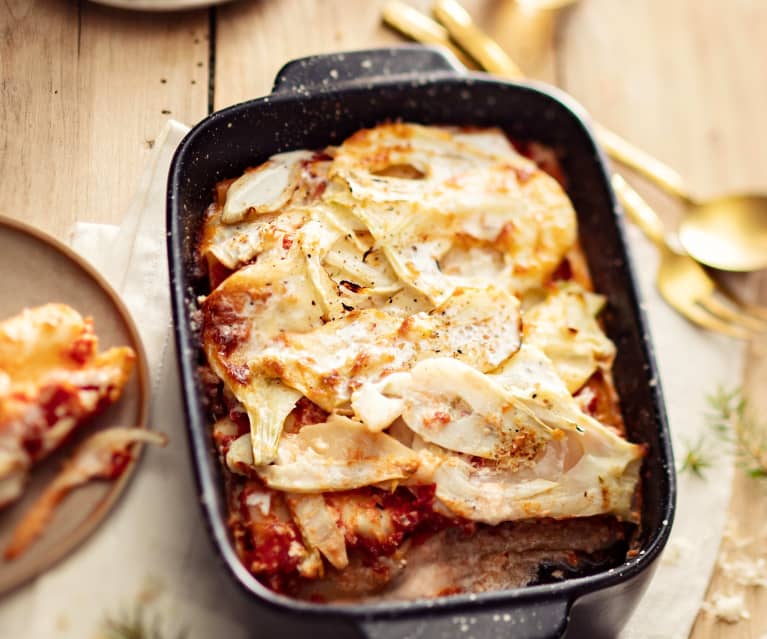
<box><xmin>0</xmin><ymin>304</ymin><xmax>135</xmax><ymax>509</ymax></box>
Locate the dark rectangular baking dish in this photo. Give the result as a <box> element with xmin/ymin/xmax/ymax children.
<box><xmin>167</xmin><ymin>45</ymin><xmax>675</xmax><ymax>639</ymax></box>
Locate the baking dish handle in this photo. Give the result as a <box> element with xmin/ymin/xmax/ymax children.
<box><xmin>271</xmin><ymin>45</ymin><xmax>466</xmax><ymax>95</ymax></box>
<box><xmin>358</xmin><ymin>597</ymin><xmax>571</xmax><ymax>639</ymax></box>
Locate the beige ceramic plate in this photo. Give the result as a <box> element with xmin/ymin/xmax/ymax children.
<box><xmin>87</xmin><ymin>0</ymin><xmax>233</xmax><ymax>11</ymax></box>
<box><xmin>0</xmin><ymin>216</ymin><xmax>150</xmax><ymax>595</ymax></box>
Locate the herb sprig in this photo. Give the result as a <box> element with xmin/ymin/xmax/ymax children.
<box><xmin>678</xmin><ymin>435</ymin><xmax>713</xmax><ymax>478</ymax></box>
<box><xmin>679</xmin><ymin>386</ymin><xmax>767</xmax><ymax>479</ymax></box>
<box><xmin>706</xmin><ymin>386</ymin><xmax>767</xmax><ymax>478</ymax></box>
<box><xmin>100</xmin><ymin>605</ymin><xmax>187</xmax><ymax>639</ymax></box>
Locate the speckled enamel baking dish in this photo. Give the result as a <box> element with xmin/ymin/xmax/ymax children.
<box><xmin>167</xmin><ymin>46</ymin><xmax>675</xmax><ymax>639</ymax></box>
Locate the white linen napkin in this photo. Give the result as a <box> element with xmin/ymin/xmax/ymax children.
<box><xmin>619</xmin><ymin>223</ymin><xmax>743</xmax><ymax>639</ymax></box>
<box><xmin>0</xmin><ymin>121</ymin><xmax>253</xmax><ymax>639</ymax></box>
<box><xmin>0</xmin><ymin>121</ymin><xmax>744</xmax><ymax>639</ymax></box>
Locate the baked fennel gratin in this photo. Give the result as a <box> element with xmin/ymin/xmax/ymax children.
<box><xmin>196</xmin><ymin>123</ymin><xmax>643</xmax><ymax>599</ymax></box>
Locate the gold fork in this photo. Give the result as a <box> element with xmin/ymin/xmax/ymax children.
<box><xmin>612</xmin><ymin>176</ymin><xmax>766</xmax><ymax>339</ymax></box>
<box><xmin>382</xmin><ymin>0</ymin><xmax>767</xmax><ymax>338</ymax></box>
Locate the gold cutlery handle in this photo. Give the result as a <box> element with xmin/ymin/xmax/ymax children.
<box><xmin>382</xmin><ymin>1</ymin><xmax>477</xmax><ymax>69</ymax></box>
<box><xmin>594</xmin><ymin>123</ymin><xmax>694</xmax><ymax>204</ymax></box>
<box><xmin>611</xmin><ymin>174</ymin><xmax>666</xmax><ymax>248</ymax></box>
<box><xmin>513</xmin><ymin>0</ymin><xmax>580</xmax><ymax>8</ymax></box>
<box><xmin>431</xmin><ymin>0</ymin><xmax>525</xmax><ymax>79</ymax></box>
<box><xmin>430</xmin><ymin>0</ymin><xmax>696</xmax><ymax>204</ymax></box>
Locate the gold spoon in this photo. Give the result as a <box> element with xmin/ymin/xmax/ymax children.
<box><xmin>595</xmin><ymin>125</ymin><xmax>767</xmax><ymax>273</ymax></box>
<box><xmin>428</xmin><ymin>0</ymin><xmax>767</xmax><ymax>273</ymax></box>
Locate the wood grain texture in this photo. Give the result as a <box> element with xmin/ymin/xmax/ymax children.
<box><xmin>2</xmin><ymin>0</ymin><xmax>766</xmax><ymax>635</ymax></box>
<box><xmin>214</xmin><ymin>0</ymin><xmax>396</xmax><ymax>106</ymax></box>
<box><xmin>215</xmin><ymin>2</ymin><xmax>767</xmax><ymax>637</ymax></box>
<box><xmin>0</xmin><ymin>0</ymin><xmax>208</xmax><ymax>240</ymax></box>
<box><xmin>557</xmin><ymin>0</ymin><xmax>767</xmax><ymax>224</ymax></box>
<box><xmin>557</xmin><ymin>2</ymin><xmax>767</xmax><ymax>638</ymax></box>
<box><xmin>213</xmin><ymin>0</ymin><xmax>560</xmax><ymax>107</ymax></box>
<box><xmin>690</xmin><ymin>295</ymin><xmax>767</xmax><ymax>639</ymax></box>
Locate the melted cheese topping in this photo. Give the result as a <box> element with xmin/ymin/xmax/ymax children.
<box><xmin>221</xmin><ymin>150</ymin><xmax>317</xmax><ymax>224</ymax></box>
<box><xmin>323</xmin><ymin>124</ymin><xmax>577</xmax><ymax>300</ymax></box>
<box><xmin>253</xmin><ymin>286</ymin><xmax>520</xmax><ymax>412</ymax></box>
<box><xmin>228</xmin><ymin>415</ymin><xmax>419</xmax><ymax>492</ymax></box>
<box><xmin>523</xmin><ymin>282</ymin><xmax>615</xmax><ymax>392</ymax></box>
<box><xmin>199</xmin><ymin>123</ymin><xmax>643</xmax><ymax>580</ymax></box>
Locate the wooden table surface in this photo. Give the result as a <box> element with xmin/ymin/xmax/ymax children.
<box><xmin>2</xmin><ymin>0</ymin><xmax>766</xmax><ymax>637</ymax></box>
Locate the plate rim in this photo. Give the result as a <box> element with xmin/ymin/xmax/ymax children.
<box><xmin>86</xmin><ymin>0</ymin><xmax>234</xmax><ymax>11</ymax></box>
<box><xmin>0</xmin><ymin>214</ymin><xmax>151</xmax><ymax>596</ymax></box>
